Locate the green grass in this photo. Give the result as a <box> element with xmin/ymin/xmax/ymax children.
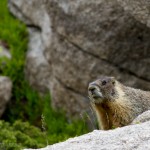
<box><xmin>0</xmin><ymin>120</ymin><xmax>45</xmax><ymax>149</ymax></box>
<box><xmin>0</xmin><ymin>0</ymin><xmax>89</xmax><ymax>149</ymax></box>
<box><xmin>43</xmin><ymin>94</ymin><xmax>88</xmax><ymax>144</ymax></box>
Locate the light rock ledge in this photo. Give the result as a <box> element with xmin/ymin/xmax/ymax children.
<box><xmin>0</xmin><ymin>76</ymin><xmax>12</xmax><ymax>117</ymax></box>
<box><xmin>25</xmin><ymin>121</ymin><xmax>150</xmax><ymax>150</ymax></box>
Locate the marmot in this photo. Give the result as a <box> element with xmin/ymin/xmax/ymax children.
<box><xmin>88</xmin><ymin>76</ymin><xmax>150</xmax><ymax>130</ymax></box>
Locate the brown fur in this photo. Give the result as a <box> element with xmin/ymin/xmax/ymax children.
<box><xmin>88</xmin><ymin>77</ymin><xmax>150</xmax><ymax>130</ymax></box>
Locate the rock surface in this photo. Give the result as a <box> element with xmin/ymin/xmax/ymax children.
<box><xmin>24</xmin><ymin>121</ymin><xmax>150</xmax><ymax>150</ymax></box>
<box><xmin>8</xmin><ymin>0</ymin><xmax>150</xmax><ymax>118</ymax></box>
<box><xmin>131</xmin><ymin>110</ymin><xmax>150</xmax><ymax>125</ymax></box>
<box><xmin>0</xmin><ymin>76</ymin><xmax>12</xmax><ymax>117</ymax></box>
<box><xmin>0</xmin><ymin>41</ymin><xmax>11</xmax><ymax>59</ymax></box>
<box><xmin>116</xmin><ymin>0</ymin><xmax>150</xmax><ymax>27</ymax></box>
<box><xmin>8</xmin><ymin>0</ymin><xmax>52</xmax><ymax>93</ymax></box>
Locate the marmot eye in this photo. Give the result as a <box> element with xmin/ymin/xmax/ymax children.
<box><xmin>102</xmin><ymin>80</ymin><xmax>107</xmax><ymax>86</ymax></box>
<box><xmin>112</xmin><ymin>81</ymin><xmax>115</xmax><ymax>85</ymax></box>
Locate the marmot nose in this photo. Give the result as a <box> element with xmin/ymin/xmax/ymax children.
<box><xmin>88</xmin><ymin>85</ymin><xmax>97</xmax><ymax>94</ymax></box>
<box><xmin>89</xmin><ymin>86</ymin><xmax>96</xmax><ymax>92</ymax></box>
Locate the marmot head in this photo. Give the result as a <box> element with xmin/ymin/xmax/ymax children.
<box><xmin>88</xmin><ymin>76</ymin><xmax>119</xmax><ymax>103</ymax></box>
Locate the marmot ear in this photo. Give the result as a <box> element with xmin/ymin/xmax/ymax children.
<box><xmin>111</xmin><ymin>77</ymin><xmax>115</xmax><ymax>85</ymax></box>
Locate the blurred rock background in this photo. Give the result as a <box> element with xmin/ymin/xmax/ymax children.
<box><xmin>8</xmin><ymin>0</ymin><xmax>150</xmax><ymax>117</ymax></box>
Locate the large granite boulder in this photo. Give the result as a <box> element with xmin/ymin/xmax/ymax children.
<box><xmin>8</xmin><ymin>0</ymin><xmax>150</xmax><ymax>118</ymax></box>
<box><xmin>0</xmin><ymin>76</ymin><xmax>12</xmax><ymax>117</ymax></box>
<box><xmin>24</xmin><ymin>120</ymin><xmax>150</xmax><ymax>150</ymax></box>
